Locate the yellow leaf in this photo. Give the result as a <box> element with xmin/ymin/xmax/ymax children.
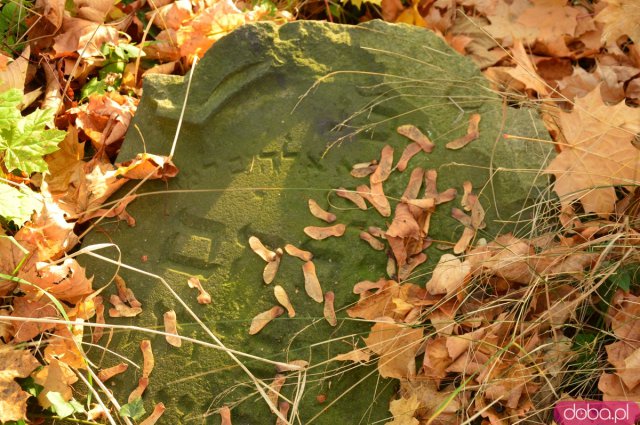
<box><xmin>385</xmin><ymin>394</ymin><xmax>420</xmax><ymax>425</ymax></box>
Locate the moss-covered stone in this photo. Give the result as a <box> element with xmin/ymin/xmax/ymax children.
<box><xmin>81</xmin><ymin>20</ymin><xmax>551</xmax><ymax>424</ymax></box>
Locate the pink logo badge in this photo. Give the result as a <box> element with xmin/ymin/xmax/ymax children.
<box><xmin>554</xmin><ymin>401</ymin><xmax>640</xmax><ymax>425</ymax></box>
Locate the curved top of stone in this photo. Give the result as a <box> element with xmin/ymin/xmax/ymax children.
<box><xmin>85</xmin><ymin>20</ymin><xmax>551</xmax><ymax>424</ymax></box>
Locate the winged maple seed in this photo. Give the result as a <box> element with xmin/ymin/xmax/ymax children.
<box><xmin>163</xmin><ymin>310</ymin><xmax>182</xmax><ymax>347</ymax></box>
<box><xmin>302</xmin><ymin>260</ymin><xmax>323</xmax><ymax>302</ymax></box>
<box><xmin>396</xmin><ymin>142</ymin><xmax>422</xmax><ymax>172</ymax></box>
<box><xmin>248</xmin><ymin>236</ymin><xmax>277</xmax><ymax>262</ymax></box>
<box><xmin>140</xmin><ymin>402</ymin><xmax>165</xmax><ymax>425</ymax></box>
<box><xmin>397</xmin><ymin>124</ymin><xmax>435</xmax><ymax>153</ymax></box>
<box><xmin>284</xmin><ymin>243</ymin><xmax>313</xmax><ymax>261</ymax></box>
<box><xmin>249</xmin><ymin>306</ymin><xmax>284</xmax><ymax>334</ymax></box>
<box><xmin>335</xmin><ymin>187</ymin><xmax>368</xmax><ymax>210</ymax></box>
<box><xmin>108</xmin><ymin>294</ymin><xmax>142</xmax><ymax>317</ymax></box>
<box><xmin>308</xmin><ymin>199</ymin><xmax>336</xmax><ymax>223</ymax></box>
<box><xmin>276</xmin><ymin>401</ymin><xmax>290</xmax><ymax>425</ymax></box>
<box><xmin>445</xmin><ymin>113</ymin><xmax>481</xmax><ymax>150</ymax></box>
<box><xmin>304</xmin><ymin>223</ymin><xmax>346</xmax><ymax>240</ymax></box>
<box><xmin>187</xmin><ymin>276</ymin><xmax>212</xmax><ymax>304</ymax></box>
<box><xmin>97</xmin><ymin>362</ymin><xmax>128</xmax><ymax>382</ymax></box>
<box><xmin>323</xmin><ymin>291</ymin><xmax>337</xmax><ymax>326</ymax></box>
<box><xmin>273</xmin><ymin>285</ymin><xmax>296</xmax><ymax>317</ymax></box>
<box><xmin>263</xmin><ymin>248</ymin><xmax>283</xmax><ymax>284</ymax></box>
<box><xmin>370</xmin><ymin>144</ymin><xmax>394</xmax><ymax>184</ymax></box>
<box><xmin>219</xmin><ymin>406</ymin><xmax>232</xmax><ymax>425</ymax></box>
<box><xmin>350</xmin><ymin>160</ymin><xmax>377</xmax><ymax>178</ymax></box>
<box><xmin>268</xmin><ymin>374</ymin><xmax>286</xmax><ymax>406</ymax></box>
<box><xmin>360</xmin><ymin>230</ymin><xmax>385</xmax><ymax>250</ymax></box>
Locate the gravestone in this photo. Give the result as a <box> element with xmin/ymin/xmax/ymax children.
<box><xmin>81</xmin><ymin>20</ymin><xmax>552</xmax><ymax>424</ymax></box>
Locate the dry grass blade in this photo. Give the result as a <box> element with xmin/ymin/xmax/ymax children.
<box><xmin>249</xmin><ymin>306</ymin><xmax>284</xmax><ymax>335</ymax></box>
<box><xmin>302</xmin><ymin>260</ymin><xmax>323</xmax><ymax>302</ymax></box>
<box><xmin>308</xmin><ymin>199</ymin><xmax>336</xmax><ymax>223</ymax></box>
<box><xmin>163</xmin><ymin>310</ymin><xmax>182</xmax><ymax>347</ymax></box>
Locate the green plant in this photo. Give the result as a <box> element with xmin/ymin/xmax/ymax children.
<box><xmin>80</xmin><ymin>42</ymin><xmax>144</xmax><ymax>99</ymax></box>
<box><xmin>0</xmin><ymin>0</ymin><xmax>32</xmax><ymax>54</ymax></box>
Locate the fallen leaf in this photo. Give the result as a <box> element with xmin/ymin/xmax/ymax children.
<box><xmin>596</xmin><ymin>0</ymin><xmax>640</xmax><ymax>45</ymax></box>
<box><xmin>140</xmin><ymin>402</ymin><xmax>165</xmax><ymax>425</ymax></box>
<box><xmin>385</xmin><ymin>394</ymin><xmax>420</xmax><ymax>425</ymax></box>
<box><xmin>115</xmin><ymin>153</ymin><xmax>179</xmax><ymax>180</ymax></box>
<box><xmin>0</xmin><ymin>348</ymin><xmax>40</xmax><ymax>423</ymax></box>
<box><xmin>249</xmin><ymin>306</ymin><xmax>284</xmax><ymax>335</ymax></box>
<box><xmin>302</xmin><ymin>261</ymin><xmax>323</xmax><ymax>303</ymax></box>
<box><xmin>11</xmin><ymin>297</ymin><xmax>58</xmax><ymax>342</ymax></box>
<box><xmin>364</xmin><ymin>320</ymin><xmax>423</xmax><ymax>378</ymax></box>
<box><xmin>274</xmin><ymin>285</ymin><xmax>295</xmax><ymax>317</ymax></box>
<box><xmin>360</xmin><ymin>231</ymin><xmax>385</xmax><ymax>250</ymax></box>
<box><xmin>396</xmin><ymin>143</ymin><xmax>422</xmax><ymax>172</ymax></box>
<box><xmin>263</xmin><ymin>248</ymin><xmax>283</xmax><ymax>284</ymax></box>
<box><xmin>445</xmin><ymin>113</ymin><xmax>481</xmax><ymax>150</ymax></box>
<box><xmin>52</xmin><ymin>17</ymin><xmax>118</xmax><ymax>57</ymax></box>
<box><xmin>371</xmin><ymin>145</ymin><xmax>394</xmax><ymax>184</ymax></box>
<box><xmin>249</xmin><ymin>236</ymin><xmax>276</xmax><ymax>262</ymax></box>
<box><xmin>308</xmin><ymin>199</ymin><xmax>336</xmax><ymax>223</ymax></box>
<box><xmin>426</xmin><ymin>254</ymin><xmax>470</xmax><ymax>295</ymax></box>
<box><xmin>98</xmin><ymin>362</ymin><xmax>128</xmax><ymax>382</ymax></box>
<box><xmin>323</xmin><ymin>291</ymin><xmax>337</xmax><ymax>327</ymax></box>
<box><xmin>187</xmin><ymin>276</ymin><xmax>212</xmax><ymax>304</ymax></box>
<box><xmin>304</xmin><ymin>224</ymin><xmax>346</xmax><ymax>240</ymax></box>
<box><xmin>397</xmin><ymin>125</ymin><xmax>435</xmax><ymax>153</ymax></box>
<box><xmin>284</xmin><ymin>243</ymin><xmax>313</xmax><ymax>261</ymax></box>
<box><xmin>163</xmin><ymin>310</ymin><xmax>181</xmax><ymax>347</ymax></box>
<box><xmin>336</xmin><ymin>187</ymin><xmax>368</xmax><ymax>210</ymax></box>
<box><xmin>44</xmin><ymin>324</ymin><xmax>86</xmax><ymax>369</ymax></box>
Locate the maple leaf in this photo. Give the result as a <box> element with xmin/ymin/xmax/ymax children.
<box><xmin>545</xmin><ymin>86</ymin><xmax>640</xmax><ymax>215</ymax></box>
<box><xmin>363</xmin><ymin>320</ymin><xmax>423</xmax><ymax>378</ymax></box>
<box><xmin>596</xmin><ymin>0</ymin><xmax>640</xmax><ymax>45</ymax></box>
<box><xmin>32</xmin><ymin>358</ymin><xmax>78</xmax><ymax>409</ymax></box>
<box><xmin>0</xmin><ymin>183</ymin><xmax>42</xmax><ymax>225</ymax></box>
<box><xmin>0</xmin><ymin>348</ymin><xmax>40</xmax><ymax>423</ymax></box>
<box><xmin>385</xmin><ymin>394</ymin><xmax>420</xmax><ymax>425</ymax></box>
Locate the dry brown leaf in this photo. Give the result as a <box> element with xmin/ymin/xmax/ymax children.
<box><xmin>0</xmin><ymin>348</ymin><xmax>40</xmax><ymax>423</ymax></box>
<box><xmin>32</xmin><ymin>358</ymin><xmax>77</xmax><ymax>410</ymax></box>
<box><xmin>371</xmin><ymin>144</ymin><xmax>394</xmax><ymax>184</ymax></box>
<box><xmin>52</xmin><ymin>17</ymin><xmax>118</xmax><ymax>57</ymax></box>
<box><xmin>163</xmin><ymin>310</ymin><xmax>182</xmax><ymax>347</ymax></box>
<box><xmin>596</xmin><ymin>0</ymin><xmax>640</xmax><ymax>44</ymax></box>
<box><xmin>445</xmin><ymin>114</ymin><xmax>481</xmax><ymax>150</ymax></box>
<box><xmin>128</xmin><ymin>377</ymin><xmax>149</xmax><ymax>403</ymax></box>
<box><xmin>115</xmin><ymin>153</ymin><xmax>179</xmax><ymax>180</ymax></box>
<box><xmin>308</xmin><ymin>199</ymin><xmax>336</xmax><ymax>223</ymax></box>
<box><xmin>397</xmin><ymin>125</ymin><xmax>435</xmax><ymax>153</ymax></box>
<box><xmin>19</xmin><ymin>258</ymin><xmax>93</xmax><ymax>305</ymax></box>
<box><xmin>363</xmin><ymin>320</ymin><xmax>423</xmax><ymax>378</ymax></box>
<box><xmin>304</xmin><ymin>224</ymin><xmax>346</xmax><ymax>240</ymax></box>
<box><xmin>336</xmin><ymin>187</ymin><xmax>368</xmax><ymax>210</ymax></box>
<box><xmin>284</xmin><ymin>243</ymin><xmax>313</xmax><ymax>261</ymax></box>
<box><xmin>187</xmin><ymin>276</ymin><xmax>212</xmax><ymax>304</ymax></box>
<box><xmin>268</xmin><ymin>374</ymin><xmax>286</xmax><ymax>406</ymax></box>
<box><xmin>353</xmin><ymin>279</ymin><xmax>386</xmax><ymax>294</ymax></box>
<box><xmin>333</xmin><ymin>348</ymin><xmax>372</xmax><ymax>363</ymax></box>
<box><xmin>397</xmin><ymin>252</ymin><xmax>427</xmax><ymax>282</ymax></box>
<box><xmin>98</xmin><ymin>362</ymin><xmax>128</xmax><ymax>382</ymax></box>
<box><xmin>109</xmin><ymin>294</ymin><xmax>142</xmax><ymax>317</ymax></box>
<box><xmin>453</xmin><ymin>227</ymin><xmax>475</xmax><ymax>254</ymax></box>
<box><xmin>302</xmin><ymin>261</ymin><xmax>323</xmax><ymax>303</ymax></box>
<box><xmin>426</xmin><ymin>254</ymin><xmax>470</xmax><ymax>295</ymax></box>
<box><xmin>360</xmin><ymin>231</ymin><xmax>385</xmax><ymax>251</ymax></box>
<box><xmin>219</xmin><ymin>405</ymin><xmax>232</xmax><ymax>425</ymax></box>
<box><xmin>140</xmin><ymin>402</ymin><xmax>165</xmax><ymax>425</ymax></box>
<box><xmin>274</xmin><ymin>285</ymin><xmax>295</xmax><ymax>318</ymax></box>
<box><xmin>249</xmin><ymin>236</ymin><xmax>276</xmax><ymax>262</ymax></box>
<box><xmin>45</xmin><ymin>126</ymin><xmax>85</xmax><ymax>194</ymax></box>
<box><xmin>44</xmin><ymin>324</ymin><xmax>86</xmax><ymax>369</ymax></box>
<box><xmin>249</xmin><ymin>306</ymin><xmax>284</xmax><ymax>335</ymax></box>
<box><xmin>263</xmin><ymin>248</ymin><xmax>283</xmax><ymax>284</ymax></box>
<box><xmin>11</xmin><ymin>297</ymin><xmax>58</xmax><ymax>342</ymax></box>
<box><xmin>546</xmin><ymin>87</ymin><xmax>640</xmax><ymax>215</ymax></box>
<box><xmin>386</xmin><ymin>394</ymin><xmax>420</xmax><ymax>425</ymax></box>
<box><xmin>387</xmin><ymin>203</ymin><xmax>420</xmax><ymax>239</ymax></box>
<box><xmin>323</xmin><ymin>291</ymin><xmax>337</xmax><ymax>327</ymax></box>
<box><xmin>396</xmin><ymin>143</ymin><xmax>422</xmax><ymax>172</ymax></box>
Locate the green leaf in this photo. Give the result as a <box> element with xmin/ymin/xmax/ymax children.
<box><xmin>119</xmin><ymin>398</ymin><xmax>146</xmax><ymax>420</ymax></box>
<box><xmin>80</xmin><ymin>77</ymin><xmax>108</xmax><ymax>100</ymax></box>
<box><xmin>0</xmin><ymin>182</ymin><xmax>41</xmax><ymax>225</ymax></box>
<box><xmin>46</xmin><ymin>392</ymin><xmax>76</xmax><ymax>418</ymax></box>
<box><xmin>17</xmin><ymin>376</ymin><xmax>44</xmax><ymax>397</ymax></box>
<box><xmin>0</xmin><ymin>89</ymin><xmax>22</xmax><ymax>129</ymax></box>
<box><xmin>0</xmin><ymin>105</ymin><xmax>65</xmax><ymax>174</ymax></box>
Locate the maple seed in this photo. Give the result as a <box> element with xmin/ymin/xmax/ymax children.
<box><xmin>219</xmin><ymin>406</ymin><xmax>232</xmax><ymax>425</ymax></box>
<box><xmin>249</xmin><ymin>236</ymin><xmax>277</xmax><ymax>262</ymax></box>
<box><xmin>446</xmin><ymin>113</ymin><xmax>481</xmax><ymax>150</ymax></box>
<box><xmin>187</xmin><ymin>276</ymin><xmax>212</xmax><ymax>304</ymax></box>
<box><xmin>249</xmin><ymin>306</ymin><xmax>284</xmax><ymax>335</ymax></box>
<box><xmin>97</xmin><ymin>363</ymin><xmax>128</xmax><ymax>382</ymax></box>
<box><xmin>302</xmin><ymin>261</ymin><xmax>323</xmax><ymax>302</ymax></box>
<box><xmin>141</xmin><ymin>339</ymin><xmax>154</xmax><ymax>378</ymax></box>
<box><xmin>284</xmin><ymin>243</ymin><xmax>313</xmax><ymax>261</ymax></box>
<box><xmin>268</xmin><ymin>374</ymin><xmax>286</xmax><ymax>406</ymax></box>
<box><xmin>163</xmin><ymin>310</ymin><xmax>182</xmax><ymax>347</ymax></box>
<box><xmin>397</xmin><ymin>124</ymin><xmax>435</xmax><ymax>153</ymax></box>
<box><xmin>140</xmin><ymin>402</ymin><xmax>165</xmax><ymax>425</ymax></box>
<box><xmin>276</xmin><ymin>401</ymin><xmax>291</xmax><ymax>425</ymax></box>
<box><xmin>109</xmin><ymin>294</ymin><xmax>142</xmax><ymax>317</ymax></box>
<box><xmin>308</xmin><ymin>199</ymin><xmax>336</xmax><ymax>223</ymax></box>
<box><xmin>351</xmin><ymin>161</ymin><xmax>378</xmax><ymax>178</ymax></box>
<box><xmin>323</xmin><ymin>291</ymin><xmax>338</xmax><ymax>326</ymax></box>
<box><xmin>335</xmin><ymin>187</ymin><xmax>368</xmax><ymax>210</ymax></box>
<box><xmin>274</xmin><ymin>285</ymin><xmax>296</xmax><ymax>317</ymax></box>
<box><xmin>263</xmin><ymin>248</ymin><xmax>283</xmax><ymax>284</ymax></box>
<box><xmin>304</xmin><ymin>223</ymin><xmax>346</xmax><ymax>240</ymax></box>
<box><xmin>371</xmin><ymin>144</ymin><xmax>394</xmax><ymax>184</ymax></box>
<box><xmin>115</xmin><ymin>275</ymin><xmax>142</xmax><ymax>307</ymax></box>
<box><xmin>360</xmin><ymin>231</ymin><xmax>385</xmax><ymax>251</ymax></box>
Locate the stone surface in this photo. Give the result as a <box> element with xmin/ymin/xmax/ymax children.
<box><xmin>81</xmin><ymin>20</ymin><xmax>552</xmax><ymax>424</ymax></box>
